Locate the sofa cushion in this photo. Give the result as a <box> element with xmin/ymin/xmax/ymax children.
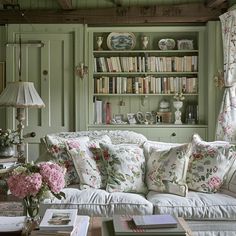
<box><xmin>221</xmin><ymin>153</ymin><xmax>236</xmax><ymax>195</ymax></box>
<box><xmin>186</xmin><ymin>134</ymin><xmax>236</xmax><ymax>193</ymax></box>
<box><xmin>40</xmin><ymin>188</ymin><xmax>153</xmax><ymax>217</ymax></box>
<box><xmin>66</xmin><ymin>135</ymin><xmax>111</xmax><ymax>189</ymax></box>
<box><xmin>143</xmin><ymin>140</ymin><xmax>183</xmax><ymax>160</ymax></box>
<box><xmin>147</xmin><ymin>190</ymin><xmax>236</xmax><ymax>220</ymax></box>
<box><xmin>146</xmin><ymin>144</ymin><xmax>191</xmax><ymax>197</ymax></box>
<box><xmin>45</xmin><ymin>130</ymin><xmax>147</xmax><ymax>146</ymax></box>
<box><xmin>44</xmin><ymin>135</ymin><xmax>89</xmax><ymax>185</ymax></box>
<box><xmin>100</xmin><ymin>143</ymin><xmax>147</xmax><ymax>194</ymax></box>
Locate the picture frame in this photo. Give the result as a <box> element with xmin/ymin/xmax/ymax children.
<box><xmin>177</xmin><ymin>39</ymin><xmax>194</xmax><ymax>50</ymax></box>
<box><xmin>114</xmin><ymin>114</ymin><xmax>124</xmax><ymax>124</ymax></box>
<box><xmin>127</xmin><ymin>113</ymin><xmax>137</xmax><ymax>124</ymax></box>
<box><xmin>0</xmin><ymin>62</ymin><xmax>5</xmax><ymax>93</ymax></box>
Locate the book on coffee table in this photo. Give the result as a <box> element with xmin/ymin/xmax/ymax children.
<box><xmin>133</xmin><ymin>214</ymin><xmax>178</xmax><ymax>229</ymax></box>
<box><xmin>32</xmin><ymin>215</ymin><xmax>90</xmax><ymax>236</ymax></box>
<box><xmin>39</xmin><ymin>209</ymin><xmax>78</xmax><ymax>231</ymax></box>
<box><xmin>113</xmin><ymin>215</ymin><xmax>186</xmax><ymax>236</ymax></box>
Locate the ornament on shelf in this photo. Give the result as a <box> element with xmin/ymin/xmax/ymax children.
<box><xmin>173</xmin><ymin>101</ymin><xmax>183</xmax><ymax>124</ymax></box>
<box><xmin>173</xmin><ymin>93</ymin><xmax>185</xmax><ymax>124</ymax></box>
<box><xmin>141</xmin><ymin>36</ymin><xmax>149</xmax><ymax>50</ymax></box>
<box><xmin>96</xmin><ymin>36</ymin><xmax>103</xmax><ymax>50</ymax></box>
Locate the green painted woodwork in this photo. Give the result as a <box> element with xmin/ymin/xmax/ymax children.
<box><xmin>0</xmin><ymin>26</ymin><xmax>6</xmax><ymax>129</ymax></box>
<box><xmin>206</xmin><ymin>21</ymin><xmax>223</xmax><ymax>141</ymax></box>
<box><xmin>0</xmin><ymin>22</ymin><xmax>223</xmax><ymax>159</ymax></box>
<box><xmin>5</xmin><ymin>24</ymin><xmax>84</xmax><ymax>161</ymax></box>
<box><xmin>87</xmin><ymin>25</ymin><xmax>208</xmax><ymax>142</ymax></box>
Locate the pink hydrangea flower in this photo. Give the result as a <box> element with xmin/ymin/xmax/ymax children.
<box><xmin>39</xmin><ymin>162</ymin><xmax>65</xmax><ymax>193</ymax></box>
<box><xmin>7</xmin><ymin>173</ymin><xmax>42</xmax><ymax>199</ymax></box>
<box><xmin>7</xmin><ymin>162</ymin><xmax>65</xmax><ymax>200</ymax></box>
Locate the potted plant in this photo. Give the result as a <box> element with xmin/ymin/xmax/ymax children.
<box><xmin>0</xmin><ymin>129</ymin><xmax>18</xmax><ymax>157</ymax></box>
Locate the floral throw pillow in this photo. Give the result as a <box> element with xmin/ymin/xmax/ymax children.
<box><xmin>45</xmin><ymin>135</ymin><xmax>89</xmax><ymax>185</ymax></box>
<box><xmin>146</xmin><ymin>144</ymin><xmax>192</xmax><ymax>197</ymax></box>
<box><xmin>100</xmin><ymin>143</ymin><xmax>147</xmax><ymax>193</ymax></box>
<box><xmin>186</xmin><ymin>134</ymin><xmax>236</xmax><ymax>193</ymax></box>
<box><xmin>66</xmin><ymin>135</ymin><xmax>112</xmax><ymax>189</ymax></box>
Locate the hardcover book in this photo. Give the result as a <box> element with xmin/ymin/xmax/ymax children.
<box><xmin>113</xmin><ymin>215</ymin><xmax>186</xmax><ymax>236</ymax></box>
<box><xmin>39</xmin><ymin>209</ymin><xmax>78</xmax><ymax>231</ymax></box>
<box><xmin>32</xmin><ymin>215</ymin><xmax>90</xmax><ymax>236</ymax></box>
<box><xmin>133</xmin><ymin>214</ymin><xmax>177</xmax><ymax>229</ymax></box>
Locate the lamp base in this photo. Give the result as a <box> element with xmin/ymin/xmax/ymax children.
<box><xmin>16</xmin><ymin>108</ymin><xmax>26</xmax><ymax>163</ymax></box>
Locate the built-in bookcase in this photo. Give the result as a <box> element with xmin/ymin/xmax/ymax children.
<box><xmin>87</xmin><ymin>26</ymin><xmax>207</xmax><ymax>142</ymax></box>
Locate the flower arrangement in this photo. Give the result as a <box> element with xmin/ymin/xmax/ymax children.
<box><xmin>7</xmin><ymin>162</ymin><xmax>66</xmax><ymax>219</ymax></box>
<box><xmin>0</xmin><ymin>129</ymin><xmax>18</xmax><ymax>148</ymax></box>
<box><xmin>173</xmin><ymin>92</ymin><xmax>185</xmax><ymax>101</ymax></box>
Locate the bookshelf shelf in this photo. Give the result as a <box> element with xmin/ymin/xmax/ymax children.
<box><xmin>87</xmin><ymin>26</ymin><xmax>207</xmax><ymax>142</ymax></box>
<box><xmin>93</xmin><ymin>93</ymin><xmax>198</xmax><ymax>96</ymax></box>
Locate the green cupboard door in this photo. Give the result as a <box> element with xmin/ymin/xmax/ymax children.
<box><xmin>7</xmin><ymin>33</ymin><xmax>74</xmax><ymax>161</ymax></box>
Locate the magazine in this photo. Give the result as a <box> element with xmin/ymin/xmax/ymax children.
<box><xmin>133</xmin><ymin>214</ymin><xmax>178</xmax><ymax>229</ymax></box>
<box><xmin>39</xmin><ymin>209</ymin><xmax>78</xmax><ymax>231</ymax></box>
<box><xmin>113</xmin><ymin>215</ymin><xmax>186</xmax><ymax>236</ymax></box>
<box><xmin>0</xmin><ymin>216</ymin><xmax>26</xmax><ymax>232</ymax></box>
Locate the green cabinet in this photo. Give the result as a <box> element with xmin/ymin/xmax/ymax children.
<box><xmin>87</xmin><ymin>26</ymin><xmax>208</xmax><ymax>142</ymax></box>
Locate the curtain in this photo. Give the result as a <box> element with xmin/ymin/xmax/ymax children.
<box><xmin>215</xmin><ymin>10</ymin><xmax>236</xmax><ymax>141</ymax></box>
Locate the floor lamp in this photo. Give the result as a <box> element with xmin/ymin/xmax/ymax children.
<box><xmin>0</xmin><ymin>81</ymin><xmax>45</xmax><ymax>163</ymax></box>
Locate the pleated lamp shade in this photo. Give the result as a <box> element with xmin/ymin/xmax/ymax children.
<box><xmin>0</xmin><ymin>81</ymin><xmax>45</xmax><ymax>108</ymax></box>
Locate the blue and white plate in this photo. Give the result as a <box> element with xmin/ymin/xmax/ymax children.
<box><xmin>107</xmin><ymin>32</ymin><xmax>136</xmax><ymax>50</ymax></box>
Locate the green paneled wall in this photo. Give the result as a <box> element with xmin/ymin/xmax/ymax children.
<box><xmin>0</xmin><ymin>26</ymin><xmax>6</xmax><ymax>129</ymax></box>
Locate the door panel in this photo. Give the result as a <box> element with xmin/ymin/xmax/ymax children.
<box><xmin>7</xmin><ymin>33</ymin><xmax>74</xmax><ymax>161</ymax></box>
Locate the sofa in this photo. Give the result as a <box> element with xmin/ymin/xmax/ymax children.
<box><xmin>37</xmin><ymin>130</ymin><xmax>236</xmax><ymax>234</ymax></box>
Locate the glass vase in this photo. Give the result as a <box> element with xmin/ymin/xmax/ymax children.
<box><xmin>23</xmin><ymin>196</ymin><xmax>40</xmax><ymax>229</ymax></box>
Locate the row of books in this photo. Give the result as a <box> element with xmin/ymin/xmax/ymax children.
<box><xmin>94</xmin><ymin>55</ymin><xmax>198</xmax><ymax>73</ymax></box>
<box><xmin>94</xmin><ymin>76</ymin><xmax>198</xmax><ymax>95</ymax></box>
<box><xmin>94</xmin><ymin>100</ymin><xmax>111</xmax><ymax>125</ymax></box>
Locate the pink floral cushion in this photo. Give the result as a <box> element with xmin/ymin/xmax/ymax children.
<box><xmin>45</xmin><ymin>136</ymin><xmax>89</xmax><ymax>185</ymax></box>
<box><xmin>186</xmin><ymin>134</ymin><xmax>236</xmax><ymax>193</ymax></box>
<box><xmin>66</xmin><ymin>135</ymin><xmax>112</xmax><ymax>189</ymax></box>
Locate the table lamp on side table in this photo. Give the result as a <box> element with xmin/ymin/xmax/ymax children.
<box><xmin>0</xmin><ymin>81</ymin><xmax>45</xmax><ymax>163</ymax></box>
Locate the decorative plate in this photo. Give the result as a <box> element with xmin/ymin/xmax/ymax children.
<box><xmin>107</xmin><ymin>32</ymin><xmax>136</xmax><ymax>50</ymax></box>
<box><xmin>158</xmin><ymin>38</ymin><xmax>176</xmax><ymax>50</ymax></box>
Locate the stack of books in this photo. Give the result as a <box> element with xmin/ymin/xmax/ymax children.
<box><xmin>111</xmin><ymin>214</ymin><xmax>187</xmax><ymax>236</ymax></box>
<box><xmin>31</xmin><ymin>209</ymin><xmax>90</xmax><ymax>236</ymax></box>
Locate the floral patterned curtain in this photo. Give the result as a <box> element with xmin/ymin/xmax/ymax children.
<box><xmin>215</xmin><ymin>10</ymin><xmax>236</xmax><ymax>141</ymax></box>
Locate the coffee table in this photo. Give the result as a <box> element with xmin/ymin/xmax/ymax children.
<box><xmin>87</xmin><ymin>217</ymin><xmax>193</xmax><ymax>236</ymax></box>
<box><xmin>186</xmin><ymin>219</ymin><xmax>236</xmax><ymax>235</ymax></box>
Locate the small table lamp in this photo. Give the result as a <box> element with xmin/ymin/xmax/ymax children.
<box><xmin>0</xmin><ymin>81</ymin><xmax>45</xmax><ymax>163</ymax></box>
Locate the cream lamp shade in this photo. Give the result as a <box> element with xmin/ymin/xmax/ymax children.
<box><xmin>0</xmin><ymin>81</ymin><xmax>45</xmax><ymax>108</ymax></box>
<box><xmin>0</xmin><ymin>81</ymin><xmax>45</xmax><ymax>163</ymax></box>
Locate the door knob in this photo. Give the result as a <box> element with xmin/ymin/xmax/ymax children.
<box><xmin>171</xmin><ymin>132</ymin><xmax>176</xmax><ymax>137</ymax></box>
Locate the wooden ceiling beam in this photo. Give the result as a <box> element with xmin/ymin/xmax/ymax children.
<box><xmin>57</xmin><ymin>0</ymin><xmax>73</xmax><ymax>10</ymax></box>
<box><xmin>0</xmin><ymin>3</ymin><xmax>228</xmax><ymax>25</ymax></box>
<box><xmin>205</xmin><ymin>0</ymin><xmax>228</xmax><ymax>8</ymax></box>
<box><xmin>0</xmin><ymin>0</ymin><xmax>15</xmax><ymax>3</ymax></box>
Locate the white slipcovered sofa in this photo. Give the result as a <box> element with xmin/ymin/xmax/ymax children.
<box><xmin>38</xmin><ymin>130</ymin><xmax>236</xmax><ymax>235</ymax></box>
